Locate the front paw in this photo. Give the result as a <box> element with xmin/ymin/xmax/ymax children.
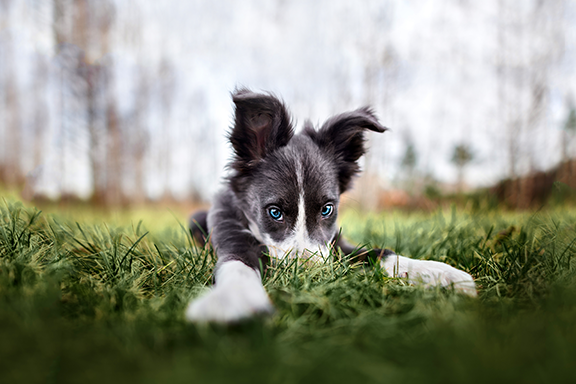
<box><xmin>421</xmin><ymin>261</ymin><xmax>477</xmax><ymax>297</ymax></box>
<box><xmin>185</xmin><ymin>284</ymin><xmax>274</xmax><ymax>323</ymax></box>
<box><xmin>382</xmin><ymin>255</ymin><xmax>477</xmax><ymax>297</ymax></box>
<box><xmin>185</xmin><ymin>261</ymin><xmax>274</xmax><ymax>323</ymax></box>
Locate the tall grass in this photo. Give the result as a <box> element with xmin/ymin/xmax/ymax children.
<box><xmin>1</xmin><ymin>199</ymin><xmax>576</xmax><ymax>383</ymax></box>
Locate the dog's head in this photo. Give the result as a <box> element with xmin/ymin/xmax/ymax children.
<box><xmin>228</xmin><ymin>88</ymin><xmax>387</xmax><ymax>260</ymax></box>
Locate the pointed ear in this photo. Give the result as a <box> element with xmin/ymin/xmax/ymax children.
<box><xmin>229</xmin><ymin>88</ymin><xmax>294</xmax><ymax>170</ymax></box>
<box><xmin>305</xmin><ymin>107</ymin><xmax>387</xmax><ymax>193</ymax></box>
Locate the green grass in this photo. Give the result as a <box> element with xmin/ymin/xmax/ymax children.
<box><xmin>1</xmin><ymin>199</ymin><xmax>576</xmax><ymax>383</ymax></box>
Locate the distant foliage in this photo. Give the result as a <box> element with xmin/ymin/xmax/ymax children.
<box><xmin>450</xmin><ymin>143</ymin><xmax>474</xmax><ymax>168</ymax></box>
<box><xmin>401</xmin><ymin>143</ymin><xmax>417</xmax><ymax>171</ymax></box>
<box><xmin>451</xmin><ymin>143</ymin><xmax>475</xmax><ymax>191</ymax></box>
<box><xmin>564</xmin><ymin>107</ymin><xmax>576</xmax><ymax>133</ymax></box>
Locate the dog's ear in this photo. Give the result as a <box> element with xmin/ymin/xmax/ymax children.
<box><xmin>305</xmin><ymin>107</ymin><xmax>387</xmax><ymax>193</ymax></box>
<box><xmin>229</xmin><ymin>88</ymin><xmax>294</xmax><ymax>170</ymax></box>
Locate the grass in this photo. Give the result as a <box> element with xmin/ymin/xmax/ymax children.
<box><xmin>1</xmin><ymin>198</ymin><xmax>576</xmax><ymax>383</ymax></box>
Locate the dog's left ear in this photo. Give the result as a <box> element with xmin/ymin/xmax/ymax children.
<box><xmin>305</xmin><ymin>107</ymin><xmax>387</xmax><ymax>193</ymax></box>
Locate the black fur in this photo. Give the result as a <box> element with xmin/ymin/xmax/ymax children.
<box><xmin>189</xmin><ymin>210</ymin><xmax>208</xmax><ymax>247</ymax></box>
<box><xmin>205</xmin><ymin>189</ymin><xmax>270</xmax><ymax>272</ymax></box>
<box><xmin>186</xmin><ymin>93</ymin><xmax>477</xmax><ymax>322</ymax></box>
<box><xmin>228</xmin><ymin>89</ymin><xmax>295</xmax><ymax>194</ymax></box>
<box><xmin>303</xmin><ymin>107</ymin><xmax>387</xmax><ymax>193</ymax></box>
<box><xmin>193</xmin><ymin>89</ymin><xmax>392</xmax><ymax>275</ymax></box>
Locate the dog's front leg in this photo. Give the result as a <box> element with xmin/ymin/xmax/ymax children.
<box><xmin>185</xmin><ymin>196</ymin><xmax>274</xmax><ymax>323</ymax></box>
<box><xmin>335</xmin><ymin>237</ymin><xmax>476</xmax><ymax>296</ymax></box>
<box><xmin>185</xmin><ymin>259</ymin><xmax>273</xmax><ymax>323</ymax></box>
<box><xmin>381</xmin><ymin>254</ymin><xmax>477</xmax><ymax>296</ymax></box>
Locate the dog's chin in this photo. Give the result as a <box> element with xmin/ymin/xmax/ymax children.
<box><xmin>265</xmin><ymin>242</ymin><xmax>331</xmax><ymax>264</ymax></box>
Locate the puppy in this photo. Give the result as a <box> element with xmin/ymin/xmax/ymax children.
<box><xmin>186</xmin><ymin>89</ymin><xmax>476</xmax><ymax>323</ymax></box>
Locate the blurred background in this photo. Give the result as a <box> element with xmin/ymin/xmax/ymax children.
<box><xmin>1</xmin><ymin>0</ymin><xmax>575</xmax><ymax>211</ymax></box>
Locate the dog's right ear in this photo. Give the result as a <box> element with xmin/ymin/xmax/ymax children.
<box><xmin>229</xmin><ymin>89</ymin><xmax>294</xmax><ymax>171</ymax></box>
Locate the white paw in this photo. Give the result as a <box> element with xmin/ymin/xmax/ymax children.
<box><xmin>185</xmin><ymin>261</ymin><xmax>274</xmax><ymax>323</ymax></box>
<box><xmin>382</xmin><ymin>255</ymin><xmax>477</xmax><ymax>297</ymax></box>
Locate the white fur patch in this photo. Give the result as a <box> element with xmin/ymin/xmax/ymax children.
<box><xmin>185</xmin><ymin>260</ymin><xmax>274</xmax><ymax>323</ymax></box>
<box><xmin>382</xmin><ymin>255</ymin><xmax>477</xmax><ymax>297</ymax></box>
<box><xmin>262</xmin><ymin>194</ymin><xmax>328</xmax><ymax>262</ymax></box>
<box><xmin>293</xmin><ymin>193</ymin><xmax>308</xmax><ymax>250</ymax></box>
<box><xmin>265</xmin><ymin>241</ymin><xmax>329</xmax><ymax>262</ymax></box>
<box><xmin>245</xmin><ymin>155</ymin><xmax>330</xmax><ymax>262</ymax></box>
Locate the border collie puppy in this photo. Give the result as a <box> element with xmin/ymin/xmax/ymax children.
<box><xmin>186</xmin><ymin>89</ymin><xmax>476</xmax><ymax>323</ymax></box>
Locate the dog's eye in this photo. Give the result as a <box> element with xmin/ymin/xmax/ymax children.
<box><xmin>268</xmin><ymin>207</ymin><xmax>283</xmax><ymax>221</ymax></box>
<box><xmin>321</xmin><ymin>204</ymin><xmax>334</xmax><ymax>218</ymax></box>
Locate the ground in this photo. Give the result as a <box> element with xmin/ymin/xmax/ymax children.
<box><xmin>1</xmin><ymin>199</ymin><xmax>575</xmax><ymax>383</ymax></box>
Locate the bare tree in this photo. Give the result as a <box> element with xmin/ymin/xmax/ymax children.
<box><xmin>496</xmin><ymin>0</ymin><xmax>519</xmax><ymax>180</ymax></box>
<box><xmin>524</xmin><ymin>0</ymin><xmax>565</xmax><ymax>173</ymax></box>
<box><xmin>31</xmin><ymin>55</ymin><xmax>49</xmax><ymax>172</ymax></box>
<box><xmin>0</xmin><ymin>30</ymin><xmax>24</xmax><ymax>187</ymax></box>
<box><xmin>355</xmin><ymin>1</ymin><xmax>394</xmax><ymax>209</ymax></box>
<box><xmin>51</xmin><ymin>0</ymin><xmax>119</xmax><ymax>204</ymax></box>
<box><xmin>104</xmin><ymin>64</ymin><xmax>123</xmax><ymax>206</ymax></box>
<box><xmin>497</xmin><ymin>0</ymin><xmax>566</xmax><ymax>180</ymax></box>
<box><xmin>127</xmin><ymin>68</ymin><xmax>151</xmax><ymax>204</ymax></box>
<box><xmin>21</xmin><ymin>54</ymin><xmax>51</xmax><ymax>200</ymax></box>
<box><xmin>158</xmin><ymin>58</ymin><xmax>176</xmax><ymax>200</ymax></box>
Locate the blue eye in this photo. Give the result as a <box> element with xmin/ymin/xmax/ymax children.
<box><xmin>321</xmin><ymin>204</ymin><xmax>334</xmax><ymax>218</ymax></box>
<box><xmin>268</xmin><ymin>207</ymin><xmax>283</xmax><ymax>221</ymax></box>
